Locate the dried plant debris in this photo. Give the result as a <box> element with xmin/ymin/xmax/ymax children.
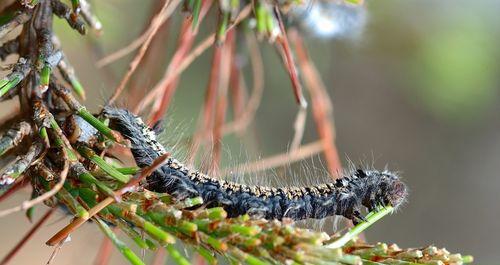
<box><xmin>343</xmin><ymin>240</ymin><xmax>473</xmax><ymax>265</ymax></box>
<box><xmin>0</xmin><ymin>0</ymin><xmax>472</xmax><ymax>265</ymax></box>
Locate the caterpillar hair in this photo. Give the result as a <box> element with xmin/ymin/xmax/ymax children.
<box><xmin>103</xmin><ymin>108</ymin><xmax>407</xmax><ymax>224</ymax></box>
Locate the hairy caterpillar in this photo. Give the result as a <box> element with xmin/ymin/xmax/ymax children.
<box><xmin>103</xmin><ymin>108</ymin><xmax>407</xmax><ymax>224</ymax></box>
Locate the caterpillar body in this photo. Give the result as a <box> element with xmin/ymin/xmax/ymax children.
<box><xmin>104</xmin><ymin>108</ymin><xmax>407</xmax><ymax>223</ymax></box>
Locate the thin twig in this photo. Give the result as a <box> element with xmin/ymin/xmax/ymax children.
<box><xmin>45</xmin><ymin>239</ymin><xmax>66</xmax><ymax>265</ymax></box>
<box><xmin>274</xmin><ymin>9</ymin><xmax>309</xmax><ymax>150</ymax></box>
<box><xmin>228</xmin><ymin>58</ymin><xmax>246</xmax><ymax>121</ymax></box>
<box><xmin>274</xmin><ymin>6</ymin><xmax>307</xmax><ymax>108</ymax></box>
<box><xmin>221</xmin><ymin>32</ymin><xmax>264</xmax><ymax>135</ymax></box>
<box><xmin>134</xmin><ymin>4</ymin><xmax>252</xmax><ymax>115</ymax></box>
<box><xmin>210</xmin><ymin>30</ymin><xmax>234</xmax><ymax>173</ymax></box>
<box><xmin>46</xmin><ymin>154</ymin><xmax>170</xmax><ymax>246</ymax></box>
<box><xmin>0</xmin><ymin>208</ymin><xmax>55</xmax><ymax>265</ymax></box>
<box><xmin>113</xmin><ymin>153</ymin><xmax>170</xmax><ymax>200</ymax></box>
<box><xmin>96</xmin><ymin>31</ymin><xmax>149</xmax><ymax>68</ymax></box>
<box><xmin>96</xmin><ymin>0</ymin><xmax>169</xmax><ymax>67</ymax></box>
<box><xmin>0</xmin><ymin>10</ymin><xmax>32</xmax><ymax>40</ymax></box>
<box><xmin>0</xmin><ymin>148</ymin><xmax>68</xmax><ymax>218</ymax></box>
<box><xmin>107</xmin><ymin>0</ymin><xmax>181</xmax><ymax>105</ymax></box>
<box><xmin>151</xmin><ymin>248</ymin><xmax>166</xmax><ymax>265</ymax></box>
<box><xmin>134</xmin><ymin>32</ymin><xmax>214</xmax><ymax>115</ymax></box>
<box><xmin>291</xmin><ymin>31</ymin><xmax>342</xmax><ymax>175</ymax></box>
<box><xmin>0</xmin><ymin>176</ymin><xmax>29</xmax><ymax>203</ymax></box>
<box><xmin>290</xmin><ymin>106</ymin><xmax>307</xmax><ymax>151</ymax></box>
<box><xmin>93</xmin><ymin>232</ymin><xmax>115</xmax><ymax>265</ymax></box>
<box><xmin>222</xmin><ymin>140</ymin><xmax>324</xmax><ymax>175</ymax></box>
<box><xmin>140</xmin><ymin>0</ymin><xmax>217</xmax><ymax>120</ymax></box>
<box><xmin>148</xmin><ymin>17</ymin><xmax>199</xmax><ymax>124</ymax></box>
<box><xmin>46</xmin><ymin>196</ymin><xmax>115</xmax><ymax>246</ymax></box>
<box><xmin>128</xmin><ymin>2</ymin><xmax>172</xmax><ymax>108</ymax></box>
<box><xmin>187</xmin><ymin>45</ymin><xmax>222</xmax><ymax>166</ymax></box>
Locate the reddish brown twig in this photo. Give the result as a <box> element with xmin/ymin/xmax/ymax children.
<box><xmin>211</xmin><ymin>30</ymin><xmax>235</xmax><ymax>173</ymax></box>
<box><xmin>96</xmin><ymin>0</ymin><xmax>176</xmax><ymax>68</ymax></box>
<box><xmin>222</xmin><ymin>140</ymin><xmax>324</xmax><ymax>175</ymax></box>
<box><xmin>45</xmin><ymin>239</ymin><xmax>65</xmax><ymax>265</ymax></box>
<box><xmin>46</xmin><ymin>196</ymin><xmax>115</xmax><ymax>246</ymax></box>
<box><xmin>93</xmin><ymin>233</ymin><xmax>114</xmax><ymax>265</ymax></box>
<box><xmin>274</xmin><ymin>6</ymin><xmax>307</xmax><ymax>108</ymax></box>
<box><xmin>290</xmin><ymin>31</ymin><xmax>342</xmax><ymax>176</ymax></box>
<box><xmin>135</xmin><ymin>0</ymin><xmax>214</xmax><ymax>119</ymax></box>
<box><xmin>46</xmin><ymin>154</ymin><xmax>170</xmax><ymax>246</ymax></box>
<box><xmin>147</xmin><ymin>18</ymin><xmax>198</xmax><ymax>124</ymax></box>
<box><xmin>133</xmin><ymin>32</ymin><xmax>215</xmax><ymax>115</ymax></box>
<box><xmin>227</xmin><ymin>33</ymin><xmax>247</xmax><ymax>122</ymax></box>
<box><xmin>149</xmin><ymin>0</ymin><xmax>214</xmax><ymax>125</ymax></box>
<box><xmin>133</xmin><ymin>4</ymin><xmax>252</xmax><ymax>115</ymax></box>
<box><xmin>151</xmin><ymin>248</ymin><xmax>166</xmax><ymax>265</ymax></box>
<box><xmin>290</xmin><ymin>106</ymin><xmax>307</xmax><ymax>151</ymax></box>
<box><xmin>273</xmin><ymin>7</ymin><xmax>309</xmax><ymax>150</ymax></box>
<box><xmin>0</xmin><ymin>149</ymin><xmax>69</xmax><ymax>218</ymax></box>
<box><xmin>0</xmin><ymin>207</ymin><xmax>55</xmax><ymax>265</ymax></box>
<box><xmin>228</xmin><ymin>59</ymin><xmax>246</xmax><ymax>121</ymax></box>
<box><xmin>114</xmin><ymin>153</ymin><xmax>170</xmax><ymax>200</ymax></box>
<box><xmin>0</xmin><ymin>176</ymin><xmax>29</xmax><ymax>203</ymax></box>
<box><xmin>127</xmin><ymin>2</ymin><xmax>172</xmax><ymax>108</ymax></box>
<box><xmin>222</xmin><ymin>32</ymin><xmax>264</xmax><ymax>135</ymax></box>
<box><xmin>107</xmin><ymin>0</ymin><xmax>180</xmax><ymax>105</ymax></box>
<box><xmin>96</xmin><ymin>33</ymin><xmax>148</xmax><ymax>68</ymax></box>
<box><xmin>187</xmin><ymin>45</ymin><xmax>223</xmax><ymax>167</ymax></box>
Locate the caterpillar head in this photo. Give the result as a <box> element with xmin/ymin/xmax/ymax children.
<box><xmin>356</xmin><ymin>169</ymin><xmax>407</xmax><ymax>210</ymax></box>
<box><xmin>378</xmin><ymin>171</ymin><xmax>407</xmax><ymax>209</ymax></box>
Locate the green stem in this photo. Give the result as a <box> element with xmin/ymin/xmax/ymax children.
<box><xmin>326</xmin><ymin>206</ymin><xmax>394</xmax><ymax>249</ymax></box>
<box><xmin>77</xmin><ymin>170</ymin><xmax>116</xmax><ymax>197</ymax></box>
<box><xmin>25</xmin><ymin>206</ymin><xmax>35</xmax><ymax>222</ymax></box>
<box><xmin>107</xmin><ymin>205</ymin><xmax>176</xmax><ymax>245</ymax></box>
<box><xmin>462</xmin><ymin>255</ymin><xmax>474</xmax><ymax>263</ymax></box>
<box><xmin>40</xmin><ymin>65</ymin><xmax>50</xmax><ymax>87</ymax></box>
<box><xmin>116</xmin><ymin>219</ymin><xmax>149</xmax><ymax>249</ymax></box>
<box><xmin>217</xmin><ymin>11</ymin><xmax>230</xmax><ymax>42</ymax></box>
<box><xmin>230</xmin><ymin>247</ymin><xmax>270</xmax><ymax>265</ymax></box>
<box><xmin>77</xmin><ymin>146</ymin><xmax>130</xmax><ymax>183</ymax></box>
<box><xmin>195</xmin><ymin>247</ymin><xmax>217</xmax><ymax>265</ymax></box>
<box><xmin>165</xmin><ymin>244</ymin><xmax>190</xmax><ymax>265</ymax></box>
<box><xmin>39</xmin><ymin>127</ymin><xmax>49</xmax><ymax>145</ymax></box>
<box><xmin>115</xmin><ymin>167</ymin><xmax>140</xmax><ymax>175</ymax></box>
<box><xmin>77</xmin><ymin>108</ymin><xmax>119</xmax><ymax>142</ymax></box>
<box><xmin>255</xmin><ymin>3</ymin><xmax>266</xmax><ymax>34</ymax></box>
<box><xmin>0</xmin><ymin>76</ymin><xmax>20</xmax><ymax>97</ymax></box>
<box><xmin>57</xmin><ymin>187</ymin><xmax>89</xmax><ymax>219</ymax></box>
<box><xmin>95</xmin><ymin>218</ymin><xmax>145</xmax><ymax>265</ymax></box>
<box><xmin>58</xmin><ymin>55</ymin><xmax>86</xmax><ymax>99</ymax></box>
<box><xmin>191</xmin><ymin>0</ymin><xmax>202</xmax><ymax>30</ymax></box>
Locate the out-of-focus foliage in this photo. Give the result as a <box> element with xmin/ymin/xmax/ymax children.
<box><xmin>410</xmin><ymin>15</ymin><xmax>497</xmax><ymax>122</ymax></box>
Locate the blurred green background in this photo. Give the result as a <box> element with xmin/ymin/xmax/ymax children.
<box><xmin>1</xmin><ymin>0</ymin><xmax>500</xmax><ymax>264</ymax></box>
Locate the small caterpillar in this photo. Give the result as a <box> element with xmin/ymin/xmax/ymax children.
<box><xmin>103</xmin><ymin>108</ymin><xmax>407</xmax><ymax>224</ymax></box>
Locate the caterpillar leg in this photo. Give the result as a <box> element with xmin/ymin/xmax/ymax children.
<box><xmin>346</xmin><ymin>208</ymin><xmax>367</xmax><ymax>225</ymax></box>
<box><xmin>366</xmin><ymin>198</ymin><xmax>378</xmax><ymax>212</ymax></box>
<box><xmin>246</xmin><ymin>207</ymin><xmax>270</xmax><ymax>219</ymax></box>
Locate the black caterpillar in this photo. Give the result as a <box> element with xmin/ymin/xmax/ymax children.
<box><xmin>103</xmin><ymin>108</ymin><xmax>407</xmax><ymax>223</ymax></box>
